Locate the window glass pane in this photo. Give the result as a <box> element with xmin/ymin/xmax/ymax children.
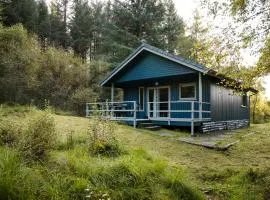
<box><xmin>139</xmin><ymin>88</ymin><xmax>144</xmax><ymax>110</ymax></box>
<box><xmin>181</xmin><ymin>85</ymin><xmax>195</xmax><ymax>99</ymax></box>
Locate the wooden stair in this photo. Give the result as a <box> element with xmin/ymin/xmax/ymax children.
<box><xmin>138</xmin><ymin>121</ymin><xmax>161</xmax><ymax>131</ymax></box>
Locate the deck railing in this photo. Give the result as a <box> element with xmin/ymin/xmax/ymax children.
<box><xmin>86</xmin><ymin>101</ymin><xmax>137</xmax><ymax>127</ymax></box>
<box><xmin>147</xmin><ymin>101</ymin><xmax>211</xmax><ymax>122</ymax></box>
<box><xmin>86</xmin><ymin>100</ymin><xmax>211</xmax><ymax>129</ymax></box>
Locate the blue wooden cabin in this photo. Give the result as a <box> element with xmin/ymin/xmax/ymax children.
<box><xmin>86</xmin><ymin>43</ymin><xmax>256</xmax><ymax>135</ymax></box>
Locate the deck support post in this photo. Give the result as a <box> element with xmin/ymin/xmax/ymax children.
<box><xmin>111</xmin><ymin>83</ymin><xmax>115</xmax><ymax>119</ymax></box>
<box><xmin>111</xmin><ymin>83</ymin><xmax>115</xmax><ymax>102</ymax></box>
<box><xmin>191</xmin><ymin>101</ymin><xmax>195</xmax><ymax>136</ymax></box>
<box><xmin>85</xmin><ymin>104</ymin><xmax>89</xmax><ymax>117</ymax></box>
<box><xmin>199</xmin><ymin>72</ymin><xmax>202</xmax><ymax>120</ymax></box>
<box><xmin>133</xmin><ymin>101</ymin><xmax>137</xmax><ymax>128</ymax></box>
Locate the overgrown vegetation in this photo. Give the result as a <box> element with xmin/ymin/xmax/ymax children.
<box><xmin>88</xmin><ymin>115</ymin><xmax>123</xmax><ymax>157</ymax></box>
<box><xmin>18</xmin><ymin>110</ymin><xmax>56</xmax><ymax>161</ymax></box>
<box><xmin>0</xmin><ymin>106</ymin><xmax>205</xmax><ymax>199</ymax></box>
<box><xmin>0</xmin><ymin>24</ymin><xmax>106</xmax><ymax>115</ymax></box>
<box><xmin>1</xmin><ymin>106</ymin><xmax>270</xmax><ymax>199</ymax></box>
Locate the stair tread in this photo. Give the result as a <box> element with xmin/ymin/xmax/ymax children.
<box><xmin>145</xmin><ymin>126</ymin><xmax>161</xmax><ymax>129</ymax></box>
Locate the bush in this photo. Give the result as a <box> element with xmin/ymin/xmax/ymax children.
<box><xmin>68</xmin><ymin>87</ymin><xmax>98</xmax><ymax>116</ymax></box>
<box><xmin>19</xmin><ymin>111</ymin><xmax>56</xmax><ymax>161</ymax></box>
<box><xmin>0</xmin><ymin>121</ymin><xmax>21</xmax><ymax>146</ymax></box>
<box><xmin>88</xmin><ymin>115</ymin><xmax>123</xmax><ymax>157</ymax></box>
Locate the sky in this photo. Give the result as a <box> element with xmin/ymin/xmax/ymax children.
<box><xmin>172</xmin><ymin>0</ymin><xmax>270</xmax><ymax>99</ymax></box>
<box><xmin>45</xmin><ymin>0</ymin><xmax>270</xmax><ymax>99</ymax></box>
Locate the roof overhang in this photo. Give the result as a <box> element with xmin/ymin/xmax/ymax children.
<box><xmin>100</xmin><ymin>44</ymin><xmax>209</xmax><ymax>86</ymax></box>
<box><xmin>207</xmin><ymin>69</ymin><xmax>258</xmax><ymax>94</ymax></box>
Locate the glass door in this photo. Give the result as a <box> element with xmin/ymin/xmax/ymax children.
<box><xmin>157</xmin><ymin>88</ymin><xmax>169</xmax><ymax>118</ymax></box>
<box><xmin>148</xmin><ymin>88</ymin><xmax>156</xmax><ymax>118</ymax></box>
<box><xmin>148</xmin><ymin>87</ymin><xmax>169</xmax><ymax>118</ymax></box>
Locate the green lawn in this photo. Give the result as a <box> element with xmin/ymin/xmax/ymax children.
<box><xmin>55</xmin><ymin>114</ymin><xmax>270</xmax><ymax>199</ymax></box>
<box><xmin>1</xmin><ymin>106</ymin><xmax>270</xmax><ymax>199</ymax></box>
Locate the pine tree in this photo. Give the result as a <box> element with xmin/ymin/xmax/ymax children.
<box><xmin>37</xmin><ymin>0</ymin><xmax>50</xmax><ymax>49</ymax></box>
<box><xmin>48</xmin><ymin>0</ymin><xmax>69</xmax><ymax>49</ymax></box>
<box><xmin>162</xmin><ymin>0</ymin><xmax>185</xmax><ymax>53</ymax></box>
<box><xmin>2</xmin><ymin>0</ymin><xmax>38</xmax><ymax>32</ymax></box>
<box><xmin>70</xmin><ymin>0</ymin><xmax>92</xmax><ymax>62</ymax></box>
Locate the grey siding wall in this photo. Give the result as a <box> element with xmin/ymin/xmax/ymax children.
<box><xmin>210</xmin><ymin>82</ymin><xmax>249</xmax><ymax>121</ymax></box>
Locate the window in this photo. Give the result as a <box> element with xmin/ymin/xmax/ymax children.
<box><xmin>179</xmin><ymin>83</ymin><xmax>196</xmax><ymax>100</ymax></box>
<box><xmin>139</xmin><ymin>87</ymin><xmax>144</xmax><ymax>110</ymax></box>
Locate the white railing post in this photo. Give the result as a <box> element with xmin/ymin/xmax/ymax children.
<box><xmin>106</xmin><ymin>100</ymin><xmax>109</xmax><ymax>119</ymax></box>
<box><xmin>85</xmin><ymin>103</ymin><xmax>89</xmax><ymax>117</ymax></box>
<box><xmin>200</xmin><ymin>102</ymin><xmax>202</xmax><ymax>120</ymax></box>
<box><xmin>148</xmin><ymin>102</ymin><xmax>150</xmax><ymax>118</ymax></box>
<box><xmin>199</xmin><ymin>72</ymin><xmax>202</xmax><ymax>120</ymax></box>
<box><xmin>133</xmin><ymin>101</ymin><xmax>137</xmax><ymax>128</ymax></box>
<box><xmin>168</xmin><ymin>101</ymin><xmax>171</xmax><ymax>125</ymax></box>
<box><xmin>191</xmin><ymin>101</ymin><xmax>194</xmax><ymax>136</ymax></box>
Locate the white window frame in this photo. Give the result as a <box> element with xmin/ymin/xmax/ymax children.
<box><xmin>139</xmin><ymin>87</ymin><xmax>144</xmax><ymax>111</ymax></box>
<box><xmin>179</xmin><ymin>82</ymin><xmax>197</xmax><ymax>100</ymax></box>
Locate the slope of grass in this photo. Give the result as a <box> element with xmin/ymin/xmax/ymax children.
<box><xmin>0</xmin><ymin>105</ymin><xmax>204</xmax><ymax>200</ymax></box>
<box><xmin>54</xmin><ymin>112</ymin><xmax>270</xmax><ymax>199</ymax></box>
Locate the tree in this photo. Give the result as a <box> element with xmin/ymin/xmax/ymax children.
<box><xmin>37</xmin><ymin>0</ymin><xmax>50</xmax><ymax>49</ymax></box>
<box><xmin>257</xmin><ymin>37</ymin><xmax>270</xmax><ymax>74</ymax></box>
<box><xmin>176</xmin><ymin>10</ymin><xmax>210</xmax><ymax>62</ymax></box>
<box><xmin>2</xmin><ymin>0</ymin><xmax>38</xmax><ymax>32</ymax></box>
<box><xmin>48</xmin><ymin>0</ymin><xmax>69</xmax><ymax>49</ymax></box>
<box><xmin>201</xmin><ymin>0</ymin><xmax>270</xmax><ymax>45</ymax></box>
<box><xmin>70</xmin><ymin>0</ymin><xmax>92</xmax><ymax>62</ymax></box>
<box><xmin>0</xmin><ymin>24</ymin><xmax>40</xmax><ymax>103</ymax></box>
<box><xmin>162</xmin><ymin>0</ymin><xmax>185</xmax><ymax>53</ymax></box>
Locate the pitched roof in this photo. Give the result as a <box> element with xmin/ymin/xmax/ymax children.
<box><xmin>100</xmin><ymin>43</ymin><xmax>257</xmax><ymax>93</ymax></box>
<box><xmin>100</xmin><ymin>43</ymin><xmax>209</xmax><ymax>86</ymax></box>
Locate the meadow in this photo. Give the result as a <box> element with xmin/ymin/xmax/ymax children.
<box><xmin>0</xmin><ymin>105</ymin><xmax>270</xmax><ymax>200</ymax></box>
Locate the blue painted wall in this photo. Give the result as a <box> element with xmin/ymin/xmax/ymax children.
<box><xmin>122</xmin><ymin>73</ymin><xmax>210</xmax><ymax>120</ymax></box>
<box><xmin>113</xmin><ymin>51</ymin><xmax>195</xmax><ymax>83</ymax></box>
<box><xmin>111</xmin><ymin>51</ymin><xmax>249</xmax><ymax>126</ymax></box>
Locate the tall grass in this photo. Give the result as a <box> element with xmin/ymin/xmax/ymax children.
<box><xmin>19</xmin><ymin>110</ymin><xmax>56</xmax><ymax>161</ymax></box>
<box><xmin>88</xmin><ymin>115</ymin><xmax>124</xmax><ymax>157</ymax></box>
<box><xmin>0</xmin><ymin>106</ymin><xmax>205</xmax><ymax>200</ymax></box>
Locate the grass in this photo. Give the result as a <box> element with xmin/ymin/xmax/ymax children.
<box><xmin>0</xmin><ymin>106</ymin><xmax>204</xmax><ymax>200</ymax></box>
<box><xmin>1</xmin><ymin>105</ymin><xmax>270</xmax><ymax>199</ymax></box>
<box><xmin>54</xmin><ymin>113</ymin><xmax>270</xmax><ymax>199</ymax></box>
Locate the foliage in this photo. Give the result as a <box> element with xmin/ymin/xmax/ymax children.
<box><xmin>250</xmin><ymin>93</ymin><xmax>270</xmax><ymax>123</ymax></box>
<box><xmin>257</xmin><ymin>37</ymin><xmax>270</xmax><ymax>74</ymax></box>
<box><xmin>0</xmin><ymin>24</ymin><xmax>106</xmax><ymax>114</ymax></box>
<box><xmin>68</xmin><ymin>87</ymin><xmax>97</xmax><ymax>116</ymax></box>
<box><xmin>19</xmin><ymin>110</ymin><xmax>56</xmax><ymax>161</ymax></box>
<box><xmin>0</xmin><ymin>24</ymin><xmax>40</xmax><ymax>103</ymax></box>
<box><xmin>0</xmin><ymin>120</ymin><xmax>21</xmax><ymax>146</ymax></box>
<box><xmin>1</xmin><ymin>106</ymin><xmax>270</xmax><ymax>199</ymax></box>
<box><xmin>37</xmin><ymin>47</ymin><xmax>90</xmax><ymax>110</ymax></box>
<box><xmin>88</xmin><ymin>115</ymin><xmax>123</xmax><ymax>157</ymax></box>
<box><xmin>0</xmin><ymin>106</ymin><xmax>205</xmax><ymax>200</ymax></box>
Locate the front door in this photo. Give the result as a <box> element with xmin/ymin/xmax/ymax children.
<box><xmin>147</xmin><ymin>87</ymin><xmax>169</xmax><ymax>118</ymax></box>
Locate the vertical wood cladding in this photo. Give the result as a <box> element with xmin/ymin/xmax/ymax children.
<box><xmin>210</xmin><ymin>82</ymin><xmax>249</xmax><ymax>121</ymax></box>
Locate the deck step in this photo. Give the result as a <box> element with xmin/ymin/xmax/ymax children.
<box><xmin>138</xmin><ymin>122</ymin><xmax>154</xmax><ymax>128</ymax></box>
<box><xmin>144</xmin><ymin>126</ymin><xmax>161</xmax><ymax>131</ymax></box>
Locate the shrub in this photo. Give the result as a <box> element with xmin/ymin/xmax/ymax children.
<box><xmin>68</xmin><ymin>87</ymin><xmax>98</xmax><ymax>116</ymax></box>
<box><xmin>0</xmin><ymin>121</ymin><xmax>21</xmax><ymax>146</ymax></box>
<box><xmin>88</xmin><ymin>115</ymin><xmax>123</xmax><ymax>157</ymax></box>
<box><xmin>19</xmin><ymin>111</ymin><xmax>56</xmax><ymax>161</ymax></box>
